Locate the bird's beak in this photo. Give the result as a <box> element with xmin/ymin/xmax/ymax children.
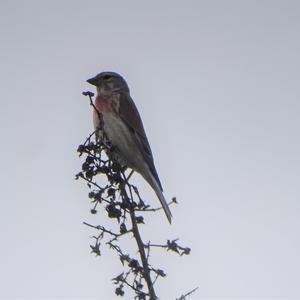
<box><xmin>87</xmin><ymin>76</ymin><xmax>97</xmax><ymax>86</ymax></box>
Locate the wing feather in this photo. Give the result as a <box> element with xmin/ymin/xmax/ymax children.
<box><xmin>118</xmin><ymin>92</ymin><xmax>163</xmax><ymax>190</ymax></box>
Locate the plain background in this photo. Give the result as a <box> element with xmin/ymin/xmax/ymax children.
<box><xmin>0</xmin><ymin>0</ymin><xmax>299</xmax><ymax>299</ymax></box>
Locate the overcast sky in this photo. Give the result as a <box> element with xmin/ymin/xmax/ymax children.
<box><xmin>0</xmin><ymin>0</ymin><xmax>300</xmax><ymax>299</ymax></box>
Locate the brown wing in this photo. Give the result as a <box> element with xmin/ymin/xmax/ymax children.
<box><xmin>118</xmin><ymin>92</ymin><xmax>147</xmax><ymax>138</ymax></box>
<box><xmin>118</xmin><ymin>92</ymin><xmax>163</xmax><ymax>191</ymax></box>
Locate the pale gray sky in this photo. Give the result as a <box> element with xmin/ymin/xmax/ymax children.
<box><xmin>0</xmin><ymin>0</ymin><xmax>300</xmax><ymax>299</ymax></box>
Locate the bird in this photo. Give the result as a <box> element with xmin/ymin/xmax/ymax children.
<box><xmin>87</xmin><ymin>71</ymin><xmax>172</xmax><ymax>223</ymax></box>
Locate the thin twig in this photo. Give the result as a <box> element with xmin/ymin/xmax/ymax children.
<box><xmin>177</xmin><ymin>287</ymin><xmax>199</xmax><ymax>300</ymax></box>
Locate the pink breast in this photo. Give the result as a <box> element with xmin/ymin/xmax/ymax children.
<box><xmin>93</xmin><ymin>96</ymin><xmax>111</xmax><ymax>128</ymax></box>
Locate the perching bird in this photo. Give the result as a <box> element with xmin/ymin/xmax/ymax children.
<box><xmin>87</xmin><ymin>72</ymin><xmax>172</xmax><ymax>223</ymax></box>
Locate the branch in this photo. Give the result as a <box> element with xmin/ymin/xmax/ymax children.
<box><xmin>177</xmin><ymin>287</ymin><xmax>199</xmax><ymax>300</ymax></box>
<box><xmin>119</xmin><ymin>179</ymin><xmax>157</xmax><ymax>299</ymax></box>
<box><xmin>76</xmin><ymin>91</ymin><xmax>194</xmax><ymax>299</ymax></box>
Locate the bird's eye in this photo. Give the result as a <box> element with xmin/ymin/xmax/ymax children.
<box><xmin>102</xmin><ymin>75</ymin><xmax>113</xmax><ymax>80</ymax></box>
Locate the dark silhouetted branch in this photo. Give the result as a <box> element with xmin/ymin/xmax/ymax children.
<box><xmin>76</xmin><ymin>91</ymin><xmax>194</xmax><ymax>299</ymax></box>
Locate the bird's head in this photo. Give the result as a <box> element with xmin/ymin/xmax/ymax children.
<box><xmin>87</xmin><ymin>72</ymin><xmax>129</xmax><ymax>95</ymax></box>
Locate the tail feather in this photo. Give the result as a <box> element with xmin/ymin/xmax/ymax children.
<box><xmin>147</xmin><ymin>173</ymin><xmax>172</xmax><ymax>224</ymax></box>
<box><xmin>155</xmin><ymin>188</ymin><xmax>172</xmax><ymax>224</ymax></box>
